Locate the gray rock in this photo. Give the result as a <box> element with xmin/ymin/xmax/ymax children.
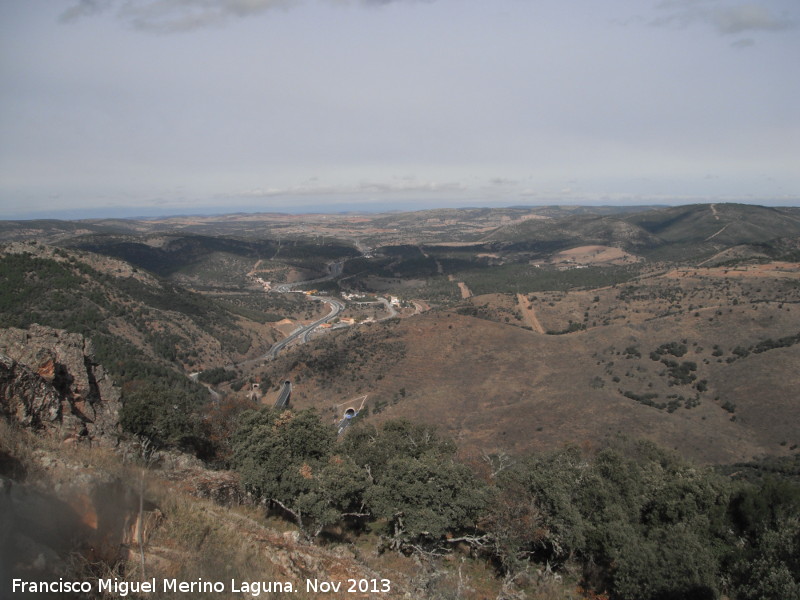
<box><xmin>0</xmin><ymin>325</ymin><xmax>121</xmax><ymax>445</ymax></box>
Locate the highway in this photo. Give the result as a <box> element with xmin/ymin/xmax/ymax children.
<box><xmin>265</xmin><ymin>295</ymin><xmax>344</xmax><ymax>358</ymax></box>
<box><xmin>197</xmin><ymin>255</ymin><xmax>378</xmax><ymax>399</ymax></box>
<box><xmin>256</xmin><ymin>257</ymin><xmax>400</xmax><ymax>361</ymax></box>
<box><xmin>262</xmin><ymin>260</ymin><xmax>346</xmax><ymax>358</ymax></box>
<box><xmin>274</xmin><ymin>380</ymin><xmax>292</xmax><ymax>409</ymax></box>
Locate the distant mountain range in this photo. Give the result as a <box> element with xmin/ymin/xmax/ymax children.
<box><xmin>485</xmin><ymin>203</ymin><xmax>800</xmax><ymax>261</ymax></box>
<box><xmin>4</xmin><ymin>203</ymin><xmax>799</xmax><ymax>256</ymax></box>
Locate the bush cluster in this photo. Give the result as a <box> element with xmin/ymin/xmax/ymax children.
<box><xmin>227</xmin><ymin>410</ymin><xmax>800</xmax><ymax>600</ymax></box>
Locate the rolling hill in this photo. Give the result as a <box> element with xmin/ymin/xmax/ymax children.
<box><xmin>270</xmin><ymin>262</ymin><xmax>800</xmax><ymax>465</ymax></box>
<box><xmin>486</xmin><ymin>203</ymin><xmax>800</xmax><ymax>262</ymax></box>
<box><xmin>2</xmin><ymin>203</ymin><xmax>799</xmax><ymax>466</ymax></box>
<box><xmin>0</xmin><ymin>241</ymin><xmax>314</xmax><ymax>378</ymax></box>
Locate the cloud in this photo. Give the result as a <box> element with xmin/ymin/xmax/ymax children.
<box><xmin>59</xmin><ymin>0</ymin><xmax>114</xmax><ymax>23</ymax></box>
<box><xmin>711</xmin><ymin>4</ymin><xmax>794</xmax><ymax>34</ymax></box>
<box><xmin>59</xmin><ymin>0</ymin><xmax>434</xmax><ymax>32</ymax></box>
<box><xmin>489</xmin><ymin>177</ymin><xmax>517</xmax><ymax>186</ymax></box>
<box><xmin>650</xmin><ymin>0</ymin><xmax>795</xmax><ymax>36</ymax></box>
<box><xmin>358</xmin><ymin>180</ymin><xmax>465</xmax><ymax>194</ymax></box>
<box><xmin>122</xmin><ymin>0</ymin><xmax>294</xmax><ymax>33</ymax></box>
<box><xmin>730</xmin><ymin>37</ymin><xmax>755</xmax><ymax>48</ymax></box>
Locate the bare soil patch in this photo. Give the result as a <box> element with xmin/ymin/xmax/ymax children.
<box><xmin>273</xmin><ymin>319</ymin><xmax>298</xmax><ymax>336</ymax></box>
<box><xmin>516</xmin><ymin>293</ymin><xmax>545</xmax><ymax>333</ymax></box>
<box><xmin>550</xmin><ymin>245</ymin><xmax>641</xmax><ymax>266</ymax></box>
<box><xmin>666</xmin><ymin>262</ymin><xmax>800</xmax><ymax>280</ymax></box>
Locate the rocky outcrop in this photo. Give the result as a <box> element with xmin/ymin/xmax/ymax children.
<box><xmin>0</xmin><ymin>324</ymin><xmax>121</xmax><ymax>445</ymax></box>
<box><xmin>0</xmin><ymin>354</ymin><xmax>63</xmax><ymax>427</ymax></box>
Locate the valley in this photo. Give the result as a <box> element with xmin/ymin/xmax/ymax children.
<box><xmin>2</xmin><ymin>202</ymin><xmax>800</xmax><ymax>600</ymax></box>
<box><xmin>3</xmin><ymin>203</ymin><xmax>800</xmax><ymax>462</ymax></box>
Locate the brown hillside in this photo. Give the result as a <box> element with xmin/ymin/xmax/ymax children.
<box><xmin>278</xmin><ymin>265</ymin><xmax>800</xmax><ymax>465</ymax></box>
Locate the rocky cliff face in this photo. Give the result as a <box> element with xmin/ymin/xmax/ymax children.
<box><xmin>0</xmin><ymin>324</ymin><xmax>120</xmax><ymax>444</ymax></box>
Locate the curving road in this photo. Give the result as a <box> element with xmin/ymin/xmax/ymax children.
<box><xmin>253</xmin><ymin>258</ymin><xmax>397</xmax><ymax>361</ymax></box>
<box><xmin>189</xmin><ymin>371</ymin><xmax>222</xmax><ymax>402</ymax></box>
<box><xmin>264</xmin><ymin>260</ymin><xmax>346</xmax><ymax>359</ymax></box>
<box><xmin>373</xmin><ymin>297</ymin><xmax>398</xmax><ymax>321</ymax></box>
<box><xmin>198</xmin><ymin>255</ymin><xmax>400</xmax><ymax>399</ymax></box>
<box><xmin>265</xmin><ymin>295</ymin><xmax>344</xmax><ymax>358</ymax></box>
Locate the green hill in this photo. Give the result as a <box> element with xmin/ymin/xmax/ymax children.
<box><xmin>485</xmin><ymin>203</ymin><xmax>800</xmax><ymax>263</ymax></box>
<box><xmin>625</xmin><ymin>203</ymin><xmax>800</xmax><ymax>244</ymax></box>
<box><xmin>67</xmin><ymin>233</ymin><xmax>359</xmax><ymax>280</ymax></box>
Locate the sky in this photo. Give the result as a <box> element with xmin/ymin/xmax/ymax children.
<box><xmin>0</xmin><ymin>0</ymin><xmax>798</xmax><ymax>219</ymax></box>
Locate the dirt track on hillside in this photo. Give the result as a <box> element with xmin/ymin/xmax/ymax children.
<box><xmin>517</xmin><ymin>293</ymin><xmax>545</xmax><ymax>333</ymax></box>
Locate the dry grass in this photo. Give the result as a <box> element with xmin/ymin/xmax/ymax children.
<box><xmin>282</xmin><ymin>264</ymin><xmax>800</xmax><ymax>465</ymax></box>
<box><xmin>2</xmin><ymin>423</ymin><xmax>423</xmax><ymax>600</ymax></box>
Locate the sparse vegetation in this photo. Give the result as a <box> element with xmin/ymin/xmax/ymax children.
<box><xmin>4</xmin><ymin>204</ymin><xmax>800</xmax><ymax>599</ymax></box>
<box><xmin>198</xmin><ymin>366</ymin><xmax>237</xmax><ymax>385</ymax></box>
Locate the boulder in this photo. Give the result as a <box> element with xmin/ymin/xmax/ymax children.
<box><xmin>0</xmin><ymin>325</ymin><xmax>121</xmax><ymax>445</ymax></box>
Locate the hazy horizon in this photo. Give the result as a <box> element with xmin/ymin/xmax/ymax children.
<box><xmin>4</xmin><ymin>198</ymin><xmax>800</xmax><ymax>223</ymax></box>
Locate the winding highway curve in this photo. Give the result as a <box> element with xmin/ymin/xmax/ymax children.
<box><xmin>201</xmin><ymin>256</ymin><xmax>407</xmax><ymax>411</ymax></box>
<box><xmin>263</xmin><ymin>260</ymin><xmax>346</xmax><ymax>360</ymax></box>
<box><xmin>253</xmin><ymin>257</ymin><xmax>398</xmax><ymax>362</ymax></box>
<box><xmin>266</xmin><ymin>295</ymin><xmax>344</xmax><ymax>358</ymax></box>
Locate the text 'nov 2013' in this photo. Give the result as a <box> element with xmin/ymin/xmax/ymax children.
<box><xmin>10</xmin><ymin>577</ymin><xmax>393</xmax><ymax>597</ymax></box>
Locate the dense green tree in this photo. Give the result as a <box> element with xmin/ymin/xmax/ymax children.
<box><xmin>341</xmin><ymin>419</ymin><xmax>456</xmax><ymax>475</ymax></box>
<box><xmin>341</xmin><ymin>419</ymin><xmax>487</xmax><ymax>545</ymax></box>
<box><xmin>197</xmin><ymin>367</ymin><xmax>236</xmax><ymax>385</ymax></box>
<box><xmin>500</xmin><ymin>447</ymin><xmax>590</xmax><ymax>563</ymax></box>
<box><xmin>484</xmin><ymin>441</ymin><xmax>730</xmax><ymax>599</ymax></box>
<box><xmin>227</xmin><ymin>406</ymin><xmax>800</xmax><ymax>597</ymax></box>
<box><xmin>730</xmin><ymin>477</ymin><xmax>800</xmax><ymax>537</ymax></box>
<box><xmin>231</xmin><ymin>408</ymin><xmax>362</xmax><ymax>536</ymax></box>
<box><xmin>728</xmin><ymin>478</ymin><xmax>800</xmax><ymax>599</ymax></box>
<box><xmin>732</xmin><ymin>517</ymin><xmax>800</xmax><ymax>600</ymax></box>
<box><xmin>119</xmin><ymin>381</ymin><xmax>207</xmax><ymax>452</ymax></box>
<box><xmin>611</xmin><ymin>525</ymin><xmax>718</xmax><ymax>600</ymax></box>
<box><xmin>366</xmin><ymin>453</ymin><xmax>486</xmax><ymax>543</ymax></box>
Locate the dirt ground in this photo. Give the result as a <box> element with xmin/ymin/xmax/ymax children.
<box><xmin>665</xmin><ymin>262</ymin><xmax>800</xmax><ymax>280</ymax></box>
<box><xmin>516</xmin><ymin>293</ymin><xmax>545</xmax><ymax>333</ymax></box>
<box><xmin>550</xmin><ymin>245</ymin><xmax>641</xmax><ymax>266</ymax></box>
